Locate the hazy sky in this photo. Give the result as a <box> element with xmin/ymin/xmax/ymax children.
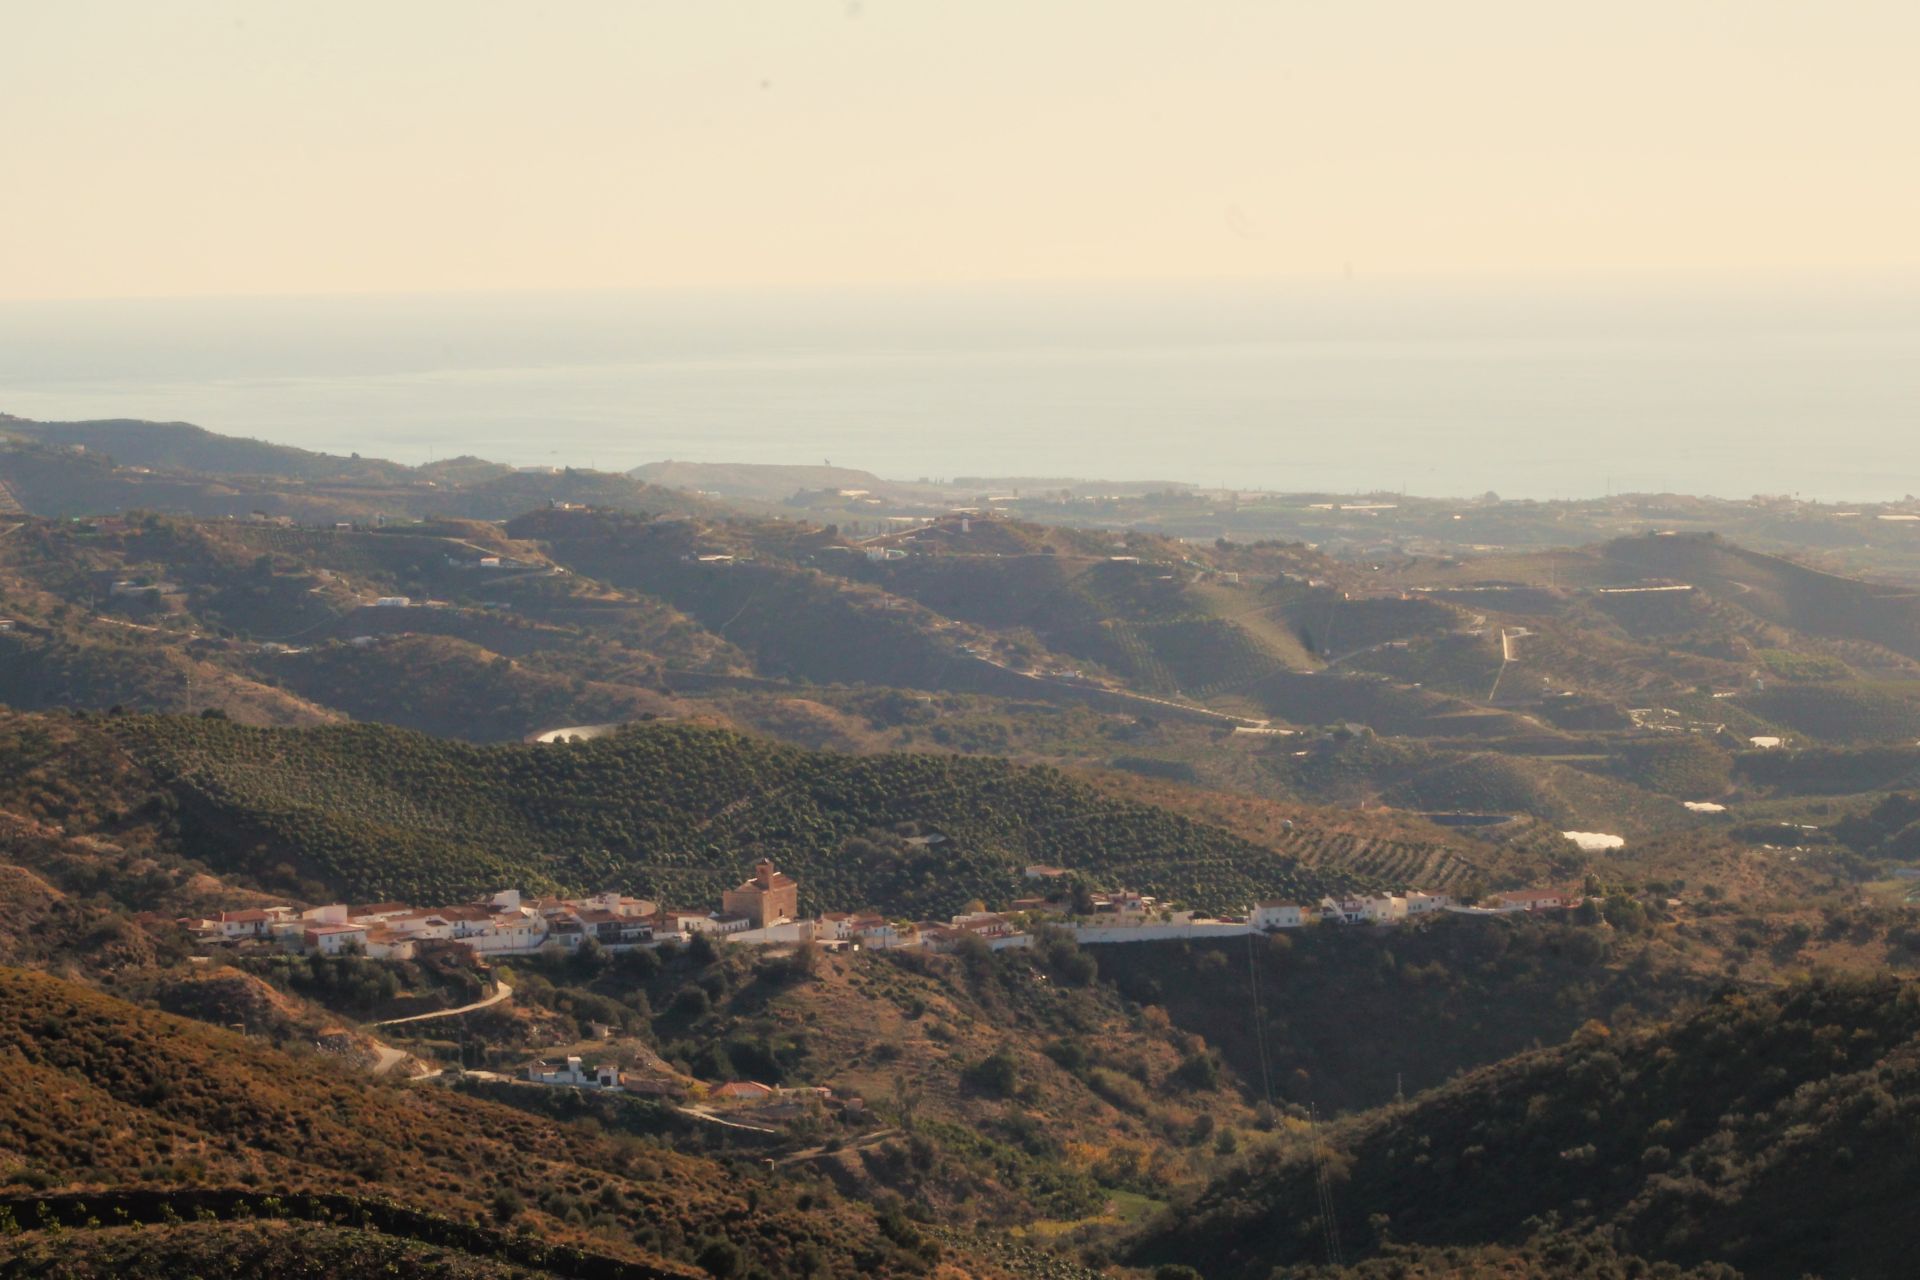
<box><xmin>8</xmin><ymin>1</ymin><xmax>1918</xmax><ymax>299</ymax></box>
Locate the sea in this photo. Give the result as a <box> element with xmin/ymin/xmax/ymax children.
<box><xmin>1</xmin><ymin>276</ymin><xmax>1915</xmax><ymax>501</ymax></box>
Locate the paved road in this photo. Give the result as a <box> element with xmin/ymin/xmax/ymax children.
<box><xmin>370</xmin><ymin>982</ymin><xmax>513</xmax><ymax>1028</ymax></box>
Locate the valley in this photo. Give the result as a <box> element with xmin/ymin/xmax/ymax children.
<box><xmin>2</xmin><ymin>415</ymin><xmax>1919</xmax><ymax>1279</ymax></box>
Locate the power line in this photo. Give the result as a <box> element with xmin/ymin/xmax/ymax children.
<box><xmin>1309</xmin><ymin>1103</ymin><xmax>1345</xmax><ymax>1268</ymax></box>
<box><xmin>1244</xmin><ymin>930</ymin><xmax>1274</xmax><ymax>1107</ymax></box>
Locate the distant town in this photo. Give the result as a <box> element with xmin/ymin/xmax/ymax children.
<box><xmin>193</xmin><ymin>858</ymin><xmax>1581</xmax><ymax>967</ymax></box>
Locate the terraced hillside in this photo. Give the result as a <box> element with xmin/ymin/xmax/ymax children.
<box><xmin>1270</xmin><ymin>822</ymin><xmax>1506</xmax><ymax>894</ymax></box>
<box><xmin>1069</xmin><ymin>766</ymin><xmax>1554</xmax><ymax>895</ymax></box>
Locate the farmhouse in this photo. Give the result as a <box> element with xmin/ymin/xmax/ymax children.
<box><xmin>1490</xmin><ymin>888</ymin><xmax>1578</xmax><ymax>913</ymax></box>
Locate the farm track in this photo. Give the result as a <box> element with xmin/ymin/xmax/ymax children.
<box><xmin>368</xmin><ymin>981</ymin><xmax>513</xmax><ymax>1027</ymax></box>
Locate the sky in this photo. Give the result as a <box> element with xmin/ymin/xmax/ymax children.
<box><xmin>6</xmin><ymin>1</ymin><xmax>1919</xmax><ymax>300</ymax></box>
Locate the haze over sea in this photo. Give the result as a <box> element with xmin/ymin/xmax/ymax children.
<box><xmin>3</xmin><ymin>276</ymin><xmax>1915</xmax><ymax>502</ymax></box>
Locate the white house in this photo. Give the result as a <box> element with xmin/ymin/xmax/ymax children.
<box><xmin>1405</xmin><ymin>891</ymin><xmax>1452</xmax><ymax>914</ymax></box>
<box><xmin>656</xmin><ymin>909</ymin><xmax>716</xmax><ymax>935</ymax></box>
<box><xmin>925</xmin><ymin>914</ymin><xmax>1033</xmax><ymax>952</ymax></box>
<box><xmin>382</xmin><ymin>911</ymin><xmax>455</xmax><ymax>940</ymax></box>
<box><xmin>571</xmin><ymin>891</ymin><xmax>658</xmax><ymax>920</ymax></box>
<box><xmin>303</xmin><ymin>923</ymin><xmax>368</xmax><ymax>955</ymax></box>
<box><xmin>214</xmin><ymin>907</ymin><xmax>292</xmax><ymax>940</ymax></box>
<box><xmin>1250</xmin><ymin>902</ymin><xmax>1305</xmax><ymax>930</ymax></box>
<box><xmin>853</xmin><ymin>919</ymin><xmax>903</xmax><ymax>948</ymax></box>
<box><xmin>1088</xmin><ymin>890</ymin><xmax>1153</xmax><ymax>918</ymax></box>
<box><xmin>823</xmin><ymin>913</ymin><xmax>903</xmax><ymax>948</ymax></box>
<box><xmin>373</xmin><ymin>596</ymin><xmax>411</xmax><ymax>607</ymax></box>
<box><xmin>362</xmin><ymin>929</ymin><xmax>417</xmax><ymax>961</ymax></box>
<box><xmin>527</xmin><ymin>1056</ymin><xmax>624</xmax><ymax>1089</ymax></box>
<box><xmin>1366</xmin><ymin>895</ymin><xmax>1409</xmax><ymax>923</ymax></box>
<box><xmin>1317</xmin><ymin>895</ymin><xmax>1415</xmax><ymax>925</ymax></box>
<box><xmin>461</xmin><ymin>911</ymin><xmax>548</xmax><ymax>952</ymax></box>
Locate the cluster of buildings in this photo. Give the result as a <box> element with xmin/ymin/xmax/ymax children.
<box><xmin>1252</xmin><ymin>890</ymin><xmax>1454</xmax><ymax>929</ymax></box>
<box><xmin>195</xmin><ymin>861</ymin><xmax>894</xmax><ymax>962</ymax></box>
<box><xmin>195</xmin><ymin>888</ymin><xmax>661</xmax><ymax>962</ymax></box>
<box><xmin>1250</xmin><ymin>887</ymin><xmax>1587</xmax><ymax>928</ymax></box>
<box><xmin>197</xmin><ymin>853</ymin><xmax>1587</xmax><ymax>966</ymax></box>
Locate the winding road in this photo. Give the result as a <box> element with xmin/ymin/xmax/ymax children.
<box><xmin>369</xmin><ymin>981</ymin><xmax>513</xmax><ymax>1028</ymax></box>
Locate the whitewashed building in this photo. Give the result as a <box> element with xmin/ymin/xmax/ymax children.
<box><xmin>528</xmin><ymin>1056</ymin><xmax>623</xmax><ymax>1089</ymax></box>
<box><xmin>1250</xmin><ymin>901</ymin><xmax>1306</xmax><ymax>930</ymax></box>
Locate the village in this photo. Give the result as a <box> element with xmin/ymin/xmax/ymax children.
<box><xmin>187</xmin><ymin>860</ymin><xmax>1590</xmax><ymax>1118</ymax></box>
<box><xmin>192</xmin><ymin>856</ymin><xmax>1586</xmax><ymax>970</ymax></box>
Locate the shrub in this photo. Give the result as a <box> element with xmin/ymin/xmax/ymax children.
<box><xmin>670</xmin><ymin>985</ymin><xmax>711</xmax><ymax>1019</ymax></box>
<box><xmin>961</xmin><ymin>1048</ymin><xmax>1020</xmax><ymax>1098</ymax></box>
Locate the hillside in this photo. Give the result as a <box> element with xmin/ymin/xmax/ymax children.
<box><xmin>107</xmin><ymin>716</ymin><xmax>1373</xmax><ymax>912</ymax></box>
<box><xmin>1371</xmin><ymin>533</ymin><xmax>1920</xmax><ymax>745</ymax></box>
<box><xmin>8</xmin><ymin>438</ymin><xmax>1920</xmax><ymax>887</ymax></box>
<box><xmin>0</xmin><ymin>1220</ymin><xmax>595</xmax><ymax>1280</ymax></box>
<box><xmin>468</xmin><ymin>934</ymin><xmax>1267</xmax><ymax>1228</ymax></box>
<box><xmin>1131</xmin><ymin>973</ymin><xmax>1920</xmax><ymax>1280</ymax></box>
<box><xmin>0</xmin><ymin>418</ymin><xmax>713</xmax><ymax>525</ymax></box>
<box><xmin>0</xmin><ymin>511</ymin><xmax>736</xmax><ymax>739</ymax></box>
<box><xmin>1096</xmin><ymin>913</ymin><xmax>1729</xmax><ymax>1116</ymax></box>
<box><xmin>7</xmin><ymin>417</ymin><xmax>414</xmax><ymax>483</ymax></box>
<box><xmin>256</xmin><ymin>634</ymin><xmax>687</xmax><ymax>742</ymax></box>
<box><xmin>630</xmin><ymin>459</ymin><xmax>906</xmax><ymax>504</ymax></box>
<box><xmin>0</xmin><ymin>966</ymin><xmax>957</xmax><ymax>1279</ymax></box>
